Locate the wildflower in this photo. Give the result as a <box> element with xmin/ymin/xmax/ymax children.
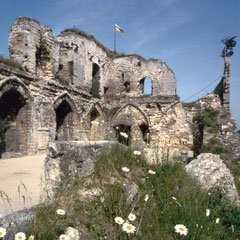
<box><xmin>59</xmin><ymin>234</ymin><xmax>69</xmax><ymax>240</ymax></box>
<box><xmin>120</xmin><ymin>132</ymin><xmax>128</xmax><ymax>138</ymax></box>
<box><xmin>133</xmin><ymin>150</ymin><xmax>141</xmax><ymax>156</ymax></box>
<box><xmin>144</xmin><ymin>194</ymin><xmax>149</xmax><ymax>202</ymax></box>
<box><xmin>174</xmin><ymin>224</ymin><xmax>188</xmax><ymax>236</ymax></box>
<box><xmin>206</xmin><ymin>209</ymin><xmax>210</xmax><ymax>217</ymax></box>
<box><xmin>57</xmin><ymin>209</ymin><xmax>65</xmax><ymax>215</ymax></box>
<box><xmin>172</xmin><ymin>196</ymin><xmax>177</xmax><ymax>201</ymax></box>
<box><xmin>122</xmin><ymin>222</ymin><xmax>136</xmax><ymax>233</ymax></box>
<box><xmin>28</xmin><ymin>235</ymin><xmax>34</xmax><ymax>240</ymax></box>
<box><xmin>122</xmin><ymin>167</ymin><xmax>130</xmax><ymax>172</ymax></box>
<box><xmin>0</xmin><ymin>227</ymin><xmax>6</xmax><ymax>238</ymax></box>
<box><xmin>114</xmin><ymin>217</ymin><xmax>124</xmax><ymax>225</ymax></box>
<box><xmin>128</xmin><ymin>213</ymin><xmax>136</xmax><ymax>221</ymax></box>
<box><xmin>15</xmin><ymin>232</ymin><xmax>26</xmax><ymax>240</ymax></box>
<box><xmin>216</xmin><ymin>218</ymin><xmax>220</xmax><ymax>224</ymax></box>
<box><xmin>148</xmin><ymin>169</ymin><xmax>156</xmax><ymax>175</ymax></box>
<box><xmin>116</xmin><ymin>126</ymin><xmax>119</xmax><ymax>129</ymax></box>
<box><xmin>91</xmin><ymin>120</ymin><xmax>99</xmax><ymax>125</ymax></box>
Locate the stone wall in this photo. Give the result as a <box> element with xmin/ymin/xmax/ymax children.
<box><xmin>44</xmin><ymin>141</ymin><xmax>117</xmax><ymax>198</ymax></box>
<box><xmin>2</xmin><ymin>16</ymin><xmax>239</xmax><ymax>160</ymax></box>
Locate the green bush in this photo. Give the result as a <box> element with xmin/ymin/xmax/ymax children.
<box><xmin>26</xmin><ymin>145</ymin><xmax>240</xmax><ymax>239</ymax></box>
<box><xmin>193</xmin><ymin>107</ymin><xmax>219</xmax><ymax>130</ymax></box>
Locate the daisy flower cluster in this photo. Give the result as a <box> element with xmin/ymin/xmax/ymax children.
<box><xmin>114</xmin><ymin>213</ymin><xmax>137</xmax><ymax>234</ymax></box>
<box><xmin>120</xmin><ymin>132</ymin><xmax>128</xmax><ymax>139</ymax></box>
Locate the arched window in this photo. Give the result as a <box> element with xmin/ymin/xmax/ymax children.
<box><xmin>139</xmin><ymin>77</ymin><xmax>153</xmax><ymax>95</ymax></box>
<box><xmin>90</xmin><ymin>63</ymin><xmax>100</xmax><ymax>98</ymax></box>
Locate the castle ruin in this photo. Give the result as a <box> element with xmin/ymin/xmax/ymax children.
<box><xmin>0</xmin><ymin>16</ymin><xmax>239</xmax><ymax>161</ymax></box>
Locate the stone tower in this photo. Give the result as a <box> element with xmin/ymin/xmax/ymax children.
<box><xmin>8</xmin><ymin>16</ymin><xmax>55</xmax><ymax>79</ymax></box>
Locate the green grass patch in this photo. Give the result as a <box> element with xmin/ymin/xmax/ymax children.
<box><xmin>26</xmin><ymin>145</ymin><xmax>240</xmax><ymax>239</ymax></box>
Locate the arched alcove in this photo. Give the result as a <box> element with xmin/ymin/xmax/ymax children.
<box><xmin>0</xmin><ymin>89</ymin><xmax>30</xmax><ymax>156</ymax></box>
<box><xmin>90</xmin><ymin>107</ymin><xmax>102</xmax><ymax>140</ymax></box>
<box><xmin>112</xmin><ymin>104</ymin><xmax>150</xmax><ymax>145</ymax></box>
<box><xmin>55</xmin><ymin>100</ymin><xmax>74</xmax><ymax>140</ymax></box>
<box><xmin>140</xmin><ymin>77</ymin><xmax>153</xmax><ymax>95</ymax></box>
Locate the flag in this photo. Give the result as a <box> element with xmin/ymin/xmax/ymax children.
<box><xmin>115</xmin><ymin>24</ymin><xmax>124</xmax><ymax>33</ymax></box>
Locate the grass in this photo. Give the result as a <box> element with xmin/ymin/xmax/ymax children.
<box><xmin>0</xmin><ymin>55</ymin><xmax>24</xmax><ymax>71</ymax></box>
<box><xmin>24</xmin><ymin>145</ymin><xmax>240</xmax><ymax>239</ymax></box>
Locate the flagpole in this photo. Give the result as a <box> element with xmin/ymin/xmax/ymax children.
<box><xmin>114</xmin><ymin>25</ymin><xmax>116</xmax><ymax>52</ymax></box>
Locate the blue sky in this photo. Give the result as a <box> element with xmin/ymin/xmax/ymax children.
<box><xmin>0</xmin><ymin>0</ymin><xmax>239</xmax><ymax>128</ymax></box>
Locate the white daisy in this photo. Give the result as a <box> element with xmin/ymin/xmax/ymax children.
<box><xmin>122</xmin><ymin>167</ymin><xmax>130</xmax><ymax>172</ymax></box>
<box><xmin>216</xmin><ymin>218</ymin><xmax>220</xmax><ymax>224</ymax></box>
<box><xmin>120</xmin><ymin>132</ymin><xmax>128</xmax><ymax>138</ymax></box>
<box><xmin>114</xmin><ymin>217</ymin><xmax>124</xmax><ymax>225</ymax></box>
<box><xmin>57</xmin><ymin>209</ymin><xmax>65</xmax><ymax>215</ymax></box>
<box><xmin>144</xmin><ymin>194</ymin><xmax>149</xmax><ymax>202</ymax></box>
<box><xmin>0</xmin><ymin>227</ymin><xmax>6</xmax><ymax>238</ymax></box>
<box><xmin>133</xmin><ymin>150</ymin><xmax>141</xmax><ymax>156</ymax></box>
<box><xmin>206</xmin><ymin>209</ymin><xmax>210</xmax><ymax>217</ymax></box>
<box><xmin>122</xmin><ymin>222</ymin><xmax>136</xmax><ymax>234</ymax></box>
<box><xmin>15</xmin><ymin>232</ymin><xmax>26</xmax><ymax>240</ymax></box>
<box><xmin>59</xmin><ymin>234</ymin><xmax>70</xmax><ymax>240</ymax></box>
<box><xmin>148</xmin><ymin>169</ymin><xmax>156</xmax><ymax>175</ymax></box>
<box><xmin>174</xmin><ymin>224</ymin><xmax>188</xmax><ymax>236</ymax></box>
<box><xmin>128</xmin><ymin>213</ymin><xmax>136</xmax><ymax>221</ymax></box>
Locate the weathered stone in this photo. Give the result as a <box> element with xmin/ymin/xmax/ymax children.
<box><xmin>0</xmin><ymin>207</ymin><xmax>35</xmax><ymax>239</ymax></box>
<box><xmin>186</xmin><ymin>153</ymin><xmax>240</xmax><ymax>205</ymax></box>
<box><xmin>44</xmin><ymin>141</ymin><xmax>117</xmax><ymax>198</ymax></box>
<box><xmin>64</xmin><ymin>227</ymin><xmax>80</xmax><ymax>240</ymax></box>
<box><xmin>123</xmin><ymin>182</ymin><xmax>139</xmax><ymax>204</ymax></box>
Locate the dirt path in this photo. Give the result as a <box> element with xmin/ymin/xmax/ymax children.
<box><xmin>0</xmin><ymin>154</ymin><xmax>45</xmax><ymax>217</ymax></box>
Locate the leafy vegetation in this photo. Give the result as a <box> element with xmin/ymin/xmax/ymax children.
<box><xmin>200</xmin><ymin>137</ymin><xmax>230</xmax><ymax>155</ymax></box>
<box><xmin>193</xmin><ymin>107</ymin><xmax>219</xmax><ymax>155</ymax></box>
<box><xmin>193</xmin><ymin>107</ymin><xmax>219</xmax><ymax>131</ymax></box>
<box><xmin>26</xmin><ymin>145</ymin><xmax>240</xmax><ymax>239</ymax></box>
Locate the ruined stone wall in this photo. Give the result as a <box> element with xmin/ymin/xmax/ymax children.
<box><xmin>183</xmin><ymin>93</ymin><xmax>240</xmax><ymax>161</ymax></box>
<box><xmin>8</xmin><ymin>17</ymin><xmax>56</xmax><ymax>80</ymax></box>
<box><xmin>0</xmin><ymin>62</ymin><xmax>93</xmax><ymax>157</ymax></box>
<box><xmin>103</xmin><ymin>56</ymin><xmax>176</xmax><ymax>98</ymax></box>
<box><xmin>0</xmin><ymin>16</ymin><xmax>193</xmax><ymax>159</ymax></box>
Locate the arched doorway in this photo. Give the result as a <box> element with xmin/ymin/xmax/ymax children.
<box><xmin>55</xmin><ymin>100</ymin><xmax>74</xmax><ymax>140</ymax></box>
<box><xmin>90</xmin><ymin>107</ymin><xmax>102</xmax><ymax>141</ymax></box>
<box><xmin>0</xmin><ymin>89</ymin><xmax>30</xmax><ymax>157</ymax></box>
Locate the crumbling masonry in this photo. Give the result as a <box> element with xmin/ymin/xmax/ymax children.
<box><xmin>0</xmin><ymin>16</ymin><xmax>239</xmax><ymax>160</ymax></box>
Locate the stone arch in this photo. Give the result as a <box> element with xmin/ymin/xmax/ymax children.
<box><xmin>112</xmin><ymin>104</ymin><xmax>150</xmax><ymax>144</ymax></box>
<box><xmin>0</xmin><ymin>76</ymin><xmax>33</xmax><ymax>101</ymax></box>
<box><xmin>0</xmin><ymin>77</ymin><xmax>34</xmax><ymax>157</ymax></box>
<box><xmin>53</xmin><ymin>92</ymin><xmax>79</xmax><ymax>141</ymax></box>
<box><xmin>89</xmin><ymin>102</ymin><xmax>104</xmax><ymax>141</ymax></box>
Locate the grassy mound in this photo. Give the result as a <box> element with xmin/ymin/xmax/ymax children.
<box><xmin>27</xmin><ymin>145</ymin><xmax>240</xmax><ymax>239</ymax></box>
